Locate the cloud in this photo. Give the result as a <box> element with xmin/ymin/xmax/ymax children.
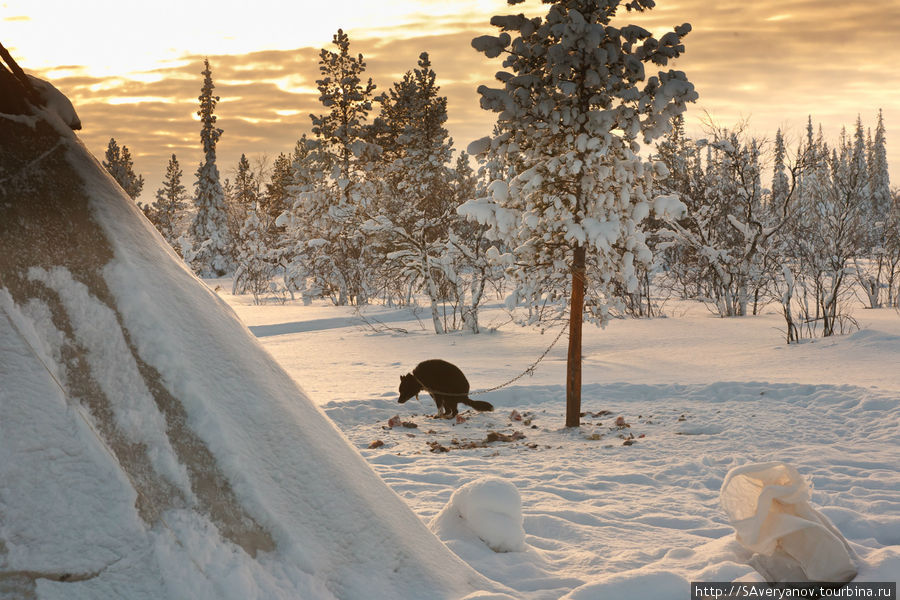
<box><xmin>23</xmin><ymin>0</ymin><xmax>900</xmax><ymax>201</ymax></box>
<box><xmin>34</xmin><ymin>31</ymin><xmax>502</xmax><ymax>200</ymax></box>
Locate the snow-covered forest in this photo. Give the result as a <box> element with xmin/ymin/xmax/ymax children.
<box><xmin>116</xmin><ymin>24</ymin><xmax>899</xmax><ymax>349</ymax></box>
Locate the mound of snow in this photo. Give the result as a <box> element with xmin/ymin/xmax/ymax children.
<box><xmin>466</xmin><ymin>135</ymin><xmax>492</xmax><ymax>156</ymax></box>
<box><xmin>27</xmin><ymin>75</ymin><xmax>82</xmax><ymax>130</ymax></box>
<box><xmin>432</xmin><ymin>477</ymin><xmax>526</xmax><ymax>553</ymax></box>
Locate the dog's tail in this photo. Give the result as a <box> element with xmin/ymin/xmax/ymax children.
<box><xmin>460</xmin><ymin>398</ymin><xmax>494</xmax><ymax>412</ymax></box>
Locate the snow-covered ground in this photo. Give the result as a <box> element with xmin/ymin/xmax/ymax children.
<box><xmin>6</xmin><ymin>102</ymin><xmax>896</xmax><ymax>600</ymax></box>
<box><xmin>220</xmin><ymin>283</ymin><xmax>900</xmax><ymax>598</ymax></box>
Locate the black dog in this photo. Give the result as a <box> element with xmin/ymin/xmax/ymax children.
<box><xmin>398</xmin><ymin>359</ymin><xmax>494</xmax><ymax>418</ymax></box>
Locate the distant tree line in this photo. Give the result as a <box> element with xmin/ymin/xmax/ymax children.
<box><xmin>651</xmin><ymin>111</ymin><xmax>898</xmax><ymax>341</ymax></box>
<box><xmin>103</xmin><ymin>21</ymin><xmax>897</xmax><ymax>348</ymax></box>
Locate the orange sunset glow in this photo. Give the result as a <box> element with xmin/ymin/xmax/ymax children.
<box><xmin>3</xmin><ymin>0</ymin><xmax>899</xmax><ymax>200</ymax></box>
<box><xmin>5</xmin><ymin>2</ymin><xmax>900</xmax><ymax>596</ymax></box>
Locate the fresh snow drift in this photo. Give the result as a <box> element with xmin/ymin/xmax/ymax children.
<box><xmin>0</xmin><ymin>92</ymin><xmax>500</xmax><ymax>597</ymax></box>
<box><xmin>219</xmin><ymin>288</ymin><xmax>900</xmax><ymax>599</ymax></box>
<box><xmin>431</xmin><ymin>477</ymin><xmax>527</xmax><ymax>553</ymax></box>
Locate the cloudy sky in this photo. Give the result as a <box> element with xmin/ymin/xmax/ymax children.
<box><xmin>3</xmin><ymin>0</ymin><xmax>898</xmax><ymax>201</ymax></box>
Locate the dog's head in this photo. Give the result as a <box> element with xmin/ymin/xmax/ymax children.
<box><xmin>398</xmin><ymin>373</ymin><xmax>420</xmax><ymax>404</ymax></box>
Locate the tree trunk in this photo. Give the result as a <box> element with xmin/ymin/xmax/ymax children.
<box><xmin>465</xmin><ymin>273</ymin><xmax>485</xmax><ymax>334</ymax></box>
<box><xmin>424</xmin><ymin>262</ymin><xmax>445</xmax><ymax>334</ymax></box>
<box><xmin>566</xmin><ymin>245</ymin><xmax>586</xmax><ymax>428</ymax></box>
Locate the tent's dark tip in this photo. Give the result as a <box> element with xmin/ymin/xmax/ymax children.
<box><xmin>0</xmin><ymin>41</ymin><xmax>40</xmax><ymax>113</ymax></box>
<box><xmin>0</xmin><ymin>40</ymin><xmax>81</xmax><ymax>130</ymax></box>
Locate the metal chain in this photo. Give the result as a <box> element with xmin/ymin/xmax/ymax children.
<box><xmin>415</xmin><ymin>322</ymin><xmax>569</xmax><ymax>397</ymax></box>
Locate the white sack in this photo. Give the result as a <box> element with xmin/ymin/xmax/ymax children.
<box><xmin>720</xmin><ymin>462</ymin><xmax>857</xmax><ymax>583</ymax></box>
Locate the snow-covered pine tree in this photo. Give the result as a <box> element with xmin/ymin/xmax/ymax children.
<box><xmin>120</xmin><ymin>146</ymin><xmax>144</xmax><ymax>199</ymax></box>
<box><xmin>233</xmin><ymin>201</ymin><xmax>274</xmax><ymax>303</ymax></box>
<box><xmin>103</xmin><ymin>137</ymin><xmax>145</xmax><ymax>200</ymax></box>
<box><xmin>772</xmin><ymin>128</ymin><xmax>790</xmax><ymax>206</ymax></box>
<box><xmin>843</xmin><ymin>115</ymin><xmax>886</xmax><ymax>310</ymax></box>
<box><xmin>226</xmin><ymin>154</ymin><xmax>271</xmax><ymax>292</ymax></box>
<box><xmin>854</xmin><ymin>109</ymin><xmax>894</xmax><ymax>307</ymax></box>
<box><xmin>886</xmin><ymin>188</ymin><xmax>900</xmax><ymax>307</ymax></box>
<box><xmin>365</xmin><ymin>52</ymin><xmax>457</xmax><ymax>332</ymax></box>
<box><xmin>869</xmin><ymin>110</ymin><xmax>891</xmax><ymax>223</ymax></box>
<box><xmin>769</xmin><ymin>127</ymin><xmax>804</xmax><ymax>341</ymax></box>
<box><xmin>226</xmin><ymin>153</ymin><xmax>258</xmax><ymax>259</ymax></box>
<box><xmin>277</xmin><ymin>136</ymin><xmax>321</xmax><ymax>301</ymax></box>
<box><xmin>233</xmin><ymin>154</ymin><xmax>257</xmax><ymax>210</ymax></box>
<box><xmin>462</xmin><ymin>0</ymin><xmax>697</xmax><ymax>426</ymax></box>
<box><xmin>782</xmin><ymin>120</ymin><xmax>834</xmax><ymax>339</ymax></box>
<box><xmin>102</xmin><ymin>137</ymin><xmax>123</xmax><ymax>188</ymax></box>
<box><xmin>187</xmin><ymin>59</ymin><xmax>231</xmax><ymax>277</ymax></box>
<box><xmin>813</xmin><ymin>125</ymin><xmax>867</xmax><ymax>334</ymax></box>
<box><xmin>264</xmin><ymin>152</ymin><xmax>294</xmax><ymax>238</ymax></box>
<box><xmin>296</xmin><ymin>29</ymin><xmax>378</xmax><ymax>305</ymax></box>
<box><xmin>446</xmin><ymin>151</ymin><xmax>502</xmax><ymax>333</ymax></box>
<box><xmin>852</xmin><ymin>117</ymin><xmax>871</xmax><ymax>210</ymax></box>
<box><xmin>772</xmin><ymin>125</ymin><xmax>828</xmax><ymax>342</ymax></box>
<box><xmin>872</xmin><ymin>111</ymin><xmax>900</xmax><ymax>307</ymax></box>
<box><xmin>147</xmin><ymin>153</ymin><xmax>188</xmax><ymax>254</ymax></box>
<box><xmin>650</xmin><ymin>114</ymin><xmax>707</xmax><ymax>301</ymax></box>
<box><xmin>256</xmin><ymin>151</ymin><xmax>295</xmax><ymax>293</ymax></box>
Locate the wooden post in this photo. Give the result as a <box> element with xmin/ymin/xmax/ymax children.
<box><xmin>566</xmin><ymin>245</ymin><xmax>586</xmax><ymax>427</ymax></box>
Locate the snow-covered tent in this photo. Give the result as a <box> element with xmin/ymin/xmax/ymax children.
<box><xmin>0</xmin><ymin>49</ymin><xmax>500</xmax><ymax>599</ymax></box>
